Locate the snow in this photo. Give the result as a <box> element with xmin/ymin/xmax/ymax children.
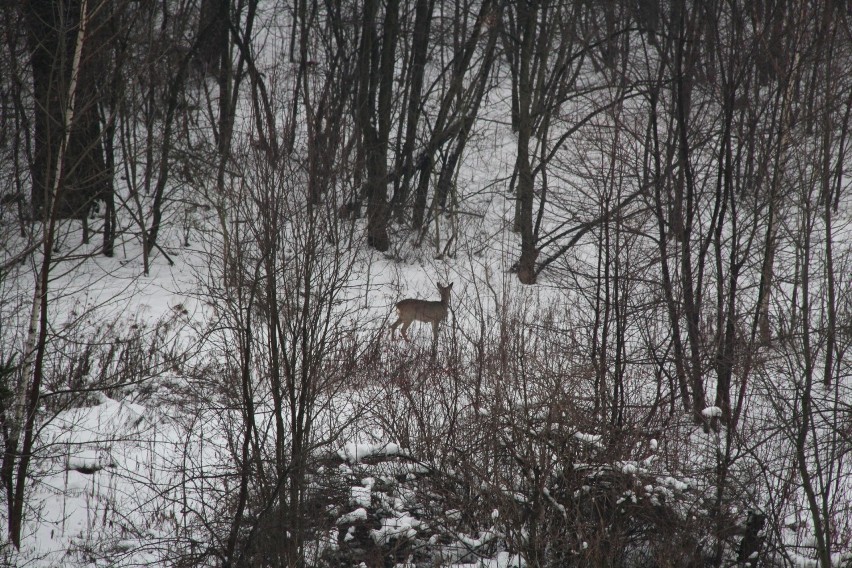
<box><xmin>658</xmin><ymin>476</ymin><xmax>690</xmax><ymax>492</ymax></box>
<box><xmin>448</xmin><ymin>552</ymin><xmax>525</xmax><ymax>568</ymax></box>
<box><xmin>701</xmin><ymin>406</ymin><xmax>723</xmax><ymax>418</ymax></box>
<box><xmin>456</xmin><ymin>529</ymin><xmax>499</xmax><ymax>553</ymax></box>
<box><xmin>66</xmin><ymin>453</ymin><xmax>115</xmax><ymax>474</ymax></box>
<box><xmin>338</xmin><ymin>442</ymin><xmax>403</xmax><ymax>464</ymax></box>
<box><xmin>542</xmin><ymin>487</ymin><xmax>566</xmax><ymax>516</ymax></box>
<box><xmin>1</xmin><ymin>232</ymin><xmax>828</xmax><ymax>565</ymax></box>
<box><xmin>2</xmin><ymin>7</ymin><xmax>851</xmax><ymax>567</ymax></box>
<box><xmin>371</xmin><ymin>513</ymin><xmax>421</xmax><ymax>544</ymax></box>
<box><xmin>574</xmin><ymin>431</ymin><xmax>604</xmax><ymax>448</ymax></box>
<box><xmin>337</xmin><ymin>507</ymin><xmax>368</xmax><ymax>525</ymax></box>
<box><xmin>351</xmin><ymin>485</ymin><xmax>372</xmax><ymax>508</ymax></box>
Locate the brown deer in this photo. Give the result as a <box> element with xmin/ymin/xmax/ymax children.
<box><xmin>389</xmin><ymin>282</ymin><xmax>453</xmax><ymax>342</ymax></box>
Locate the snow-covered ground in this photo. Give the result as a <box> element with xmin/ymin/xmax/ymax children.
<box><xmin>3</xmin><ymin>3</ymin><xmax>852</xmax><ymax>566</ymax></box>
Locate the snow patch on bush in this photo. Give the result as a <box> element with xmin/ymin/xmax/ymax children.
<box><xmin>338</xmin><ymin>442</ymin><xmax>403</xmax><ymax>463</ymax></box>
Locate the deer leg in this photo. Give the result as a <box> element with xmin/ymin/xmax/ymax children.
<box><xmin>389</xmin><ymin>318</ymin><xmax>401</xmax><ymax>338</ymax></box>
<box><xmin>400</xmin><ymin>321</ymin><xmax>412</xmax><ymax>342</ymax></box>
<box><xmin>431</xmin><ymin>321</ymin><xmax>439</xmax><ymax>343</ymax></box>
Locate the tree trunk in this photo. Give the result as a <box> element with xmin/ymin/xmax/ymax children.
<box><xmin>9</xmin><ymin>0</ymin><xmax>90</xmax><ymax>546</ymax></box>
<box><xmin>394</xmin><ymin>0</ymin><xmax>434</xmax><ymax>220</ymax></box>
<box><xmin>513</xmin><ymin>0</ymin><xmax>539</xmax><ymax>285</ymax></box>
<box><xmin>27</xmin><ymin>0</ymin><xmax>111</xmax><ymax>238</ymax></box>
<box><xmin>356</xmin><ymin>0</ymin><xmax>396</xmax><ymax>252</ymax></box>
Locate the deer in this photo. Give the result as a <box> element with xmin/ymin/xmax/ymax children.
<box><xmin>389</xmin><ymin>282</ymin><xmax>453</xmax><ymax>343</ymax></box>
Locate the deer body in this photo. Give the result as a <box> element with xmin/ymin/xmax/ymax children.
<box><xmin>390</xmin><ymin>283</ymin><xmax>453</xmax><ymax>342</ymax></box>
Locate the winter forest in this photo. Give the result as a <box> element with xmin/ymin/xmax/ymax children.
<box><xmin>1</xmin><ymin>0</ymin><xmax>852</xmax><ymax>566</ymax></box>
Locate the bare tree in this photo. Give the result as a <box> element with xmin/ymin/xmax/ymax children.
<box><xmin>26</xmin><ymin>0</ymin><xmax>113</xmax><ymax>252</ymax></box>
